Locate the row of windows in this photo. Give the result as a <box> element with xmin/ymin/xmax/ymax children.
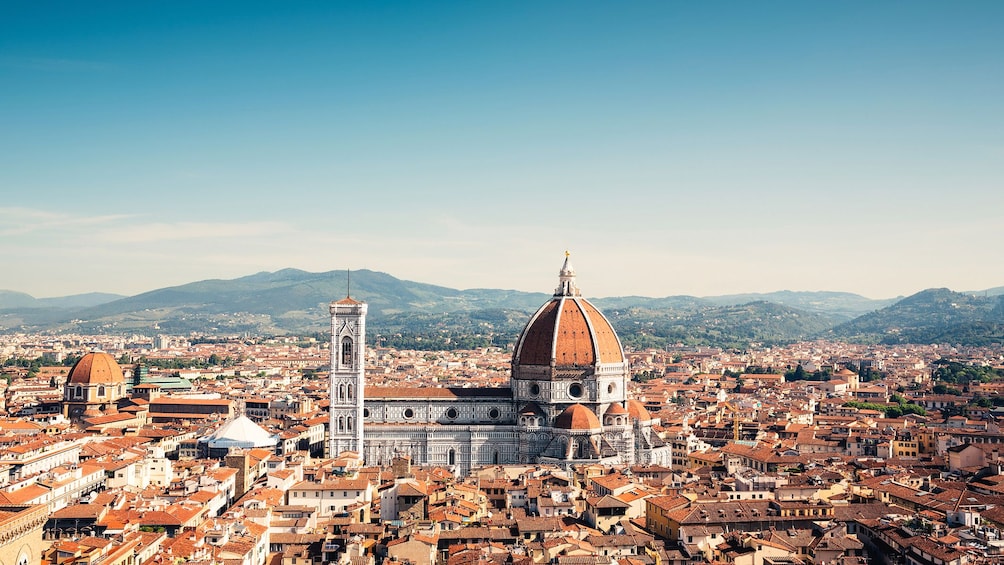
<box><xmin>68</xmin><ymin>385</ymin><xmax>119</xmax><ymax>399</ymax></box>
<box><xmin>334</xmin><ymin>416</ymin><xmax>355</xmax><ymax>433</ymax></box>
<box><xmin>333</xmin><ymin>383</ymin><xmax>355</xmax><ymax>403</ymax></box>
<box><xmin>292</xmin><ymin>490</ymin><xmax>361</xmax><ymax>498</ymax></box>
<box><xmin>524</xmin><ymin>381</ymin><xmax>621</xmax><ymax>398</ymax></box>
<box><xmin>362</xmin><ymin>407</ymin><xmax>503</xmax><ymax>420</ymax></box>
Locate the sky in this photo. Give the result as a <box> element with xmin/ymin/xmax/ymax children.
<box><xmin>2</xmin><ymin>1</ymin><xmax>1002</xmax><ymax>300</ymax></box>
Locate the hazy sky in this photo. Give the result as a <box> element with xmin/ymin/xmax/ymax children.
<box><xmin>2</xmin><ymin>1</ymin><xmax>1002</xmax><ymax>300</ymax></box>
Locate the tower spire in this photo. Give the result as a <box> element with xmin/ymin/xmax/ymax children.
<box><xmin>346</xmin><ymin>269</ymin><xmax>351</xmax><ymax>299</ymax></box>
<box><xmin>555</xmin><ymin>251</ymin><xmax>580</xmax><ymax>296</ymax></box>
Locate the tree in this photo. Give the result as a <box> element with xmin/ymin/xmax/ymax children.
<box><xmin>785</xmin><ymin>365</ymin><xmax>807</xmax><ymax>382</ymax></box>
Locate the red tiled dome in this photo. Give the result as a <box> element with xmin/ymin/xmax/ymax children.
<box><xmin>554</xmin><ymin>404</ymin><xmax>601</xmax><ymax>431</ymax></box>
<box><xmin>514</xmin><ymin>297</ymin><xmax>624</xmax><ymax>367</ymax></box>
<box><xmin>514</xmin><ymin>299</ymin><xmax>622</xmax><ymax>369</ymax></box>
<box><xmin>604</xmin><ymin>403</ymin><xmax>628</xmax><ymax>416</ymax></box>
<box><xmin>66</xmin><ymin>352</ymin><xmax>125</xmax><ymax>385</ymax></box>
<box><xmin>514</xmin><ymin>256</ymin><xmax>622</xmax><ymax>385</ymax></box>
<box><xmin>626</xmin><ymin>399</ymin><xmax>652</xmax><ymax>422</ymax></box>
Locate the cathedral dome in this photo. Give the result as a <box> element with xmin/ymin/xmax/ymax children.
<box><xmin>604</xmin><ymin>403</ymin><xmax>628</xmax><ymax>416</ymax></box>
<box><xmin>554</xmin><ymin>404</ymin><xmax>602</xmax><ymax>431</ymax></box>
<box><xmin>67</xmin><ymin>351</ymin><xmax>125</xmax><ymax>385</ymax></box>
<box><xmin>626</xmin><ymin>399</ymin><xmax>652</xmax><ymax>422</ymax></box>
<box><xmin>512</xmin><ymin>254</ymin><xmax>624</xmax><ymax>370</ymax></box>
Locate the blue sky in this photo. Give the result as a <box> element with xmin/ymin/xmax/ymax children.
<box><xmin>2</xmin><ymin>1</ymin><xmax>1002</xmax><ymax>299</ymax></box>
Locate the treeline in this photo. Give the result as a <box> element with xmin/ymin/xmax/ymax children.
<box><xmin>134</xmin><ymin>353</ymin><xmax>242</xmax><ymax>370</ymax></box>
<box><xmin>844</xmin><ymin>397</ymin><xmax>927</xmax><ymax>418</ymax></box>
<box><xmin>2</xmin><ymin>354</ymin><xmax>82</xmax><ymax>378</ymax></box>
<box><xmin>371</xmin><ymin>333</ymin><xmax>504</xmax><ymax>351</ymax></box>
<box><xmin>783</xmin><ymin>364</ymin><xmax>884</xmax><ymax>382</ymax></box>
<box><xmin>931</xmin><ymin>359</ymin><xmax>1004</xmax><ymax>384</ymax></box>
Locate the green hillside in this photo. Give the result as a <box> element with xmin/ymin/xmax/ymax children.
<box><xmin>826</xmin><ymin>288</ymin><xmax>1004</xmax><ymax>345</ymax></box>
<box><xmin>3</xmin><ymin>269</ymin><xmax>1004</xmax><ymax>348</ymax></box>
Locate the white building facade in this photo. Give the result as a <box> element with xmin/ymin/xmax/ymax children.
<box><xmin>329</xmin><ymin>256</ymin><xmax>672</xmax><ymax>475</ymax></box>
<box><xmin>328</xmin><ymin>297</ymin><xmax>367</xmax><ymax>458</ymax></box>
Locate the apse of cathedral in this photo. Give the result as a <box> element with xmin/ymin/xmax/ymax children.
<box><xmin>328</xmin><ymin>254</ymin><xmax>672</xmax><ymax>474</ymax></box>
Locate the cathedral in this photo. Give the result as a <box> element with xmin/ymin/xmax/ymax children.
<box><xmin>328</xmin><ymin>255</ymin><xmax>671</xmax><ymax>474</ymax></box>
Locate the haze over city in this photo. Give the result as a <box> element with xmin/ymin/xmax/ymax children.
<box><xmin>3</xmin><ymin>2</ymin><xmax>1002</xmax><ymax>300</ymax></box>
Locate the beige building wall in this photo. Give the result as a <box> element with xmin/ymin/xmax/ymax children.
<box><xmin>0</xmin><ymin>505</ymin><xmax>47</xmax><ymax>565</ymax></box>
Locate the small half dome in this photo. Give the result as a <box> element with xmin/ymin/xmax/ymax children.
<box><xmin>627</xmin><ymin>399</ymin><xmax>652</xmax><ymax>422</ymax></box>
<box><xmin>604</xmin><ymin>403</ymin><xmax>628</xmax><ymax>416</ymax></box>
<box><xmin>554</xmin><ymin>404</ymin><xmax>601</xmax><ymax>431</ymax></box>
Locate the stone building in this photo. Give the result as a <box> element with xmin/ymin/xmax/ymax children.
<box><xmin>332</xmin><ymin>254</ymin><xmax>672</xmax><ymax>475</ymax></box>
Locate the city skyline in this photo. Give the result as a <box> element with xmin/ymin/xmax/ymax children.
<box><xmin>3</xmin><ymin>2</ymin><xmax>1003</xmax><ymax>300</ymax></box>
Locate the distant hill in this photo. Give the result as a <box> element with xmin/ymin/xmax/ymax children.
<box><xmin>0</xmin><ymin>290</ymin><xmax>124</xmax><ymax>309</ymax></box>
<box><xmin>3</xmin><ymin>269</ymin><xmax>1003</xmax><ymax>348</ymax></box>
<box><xmin>606</xmin><ymin>300</ymin><xmax>839</xmax><ymax>350</ymax></box>
<box><xmin>965</xmin><ymin>286</ymin><xmax>1004</xmax><ymax>297</ymax></box>
<box><xmin>826</xmin><ymin>288</ymin><xmax>1004</xmax><ymax>345</ymax></box>
<box><xmin>702</xmin><ymin>290</ymin><xmax>897</xmax><ymax>321</ymax></box>
<box><xmin>0</xmin><ymin>269</ymin><xmax>551</xmax><ymax>338</ymax></box>
<box><xmin>0</xmin><ymin>290</ymin><xmax>37</xmax><ymax>309</ymax></box>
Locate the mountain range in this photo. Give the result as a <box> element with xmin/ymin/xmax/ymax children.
<box><xmin>2</xmin><ymin>269</ymin><xmax>1003</xmax><ymax>349</ymax></box>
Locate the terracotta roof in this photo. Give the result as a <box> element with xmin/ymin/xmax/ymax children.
<box><xmin>604</xmin><ymin>403</ymin><xmax>628</xmax><ymax>416</ymax></box>
<box><xmin>554</xmin><ymin>404</ymin><xmax>601</xmax><ymax>431</ymax></box>
<box><xmin>151</xmin><ymin>397</ymin><xmax>231</xmax><ymax>406</ymax></box>
<box><xmin>513</xmin><ymin>300</ymin><xmax>560</xmax><ymax>366</ymax></box>
<box><xmin>367</xmin><ymin>387</ymin><xmax>509</xmax><ymax>399</ymax></box>
<box><xmin>626</xmin><ymin>400</ymin><xmax>652</xmax><ymax>422</ymax></box>
<box><xmin>514</xmin><ymin>294</ymin><xmax>623</xmax><ymax>368</ymax></box>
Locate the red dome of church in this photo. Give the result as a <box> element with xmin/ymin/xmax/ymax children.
<box><xmin>626</xmin><ymin>399</ymin><xmax>652</xmax><ymax>422</ymax></box>
<box><xmin>554</xmin><ymin>404</ymin><xmax>602</xmax><ymax>431</ymax></box>
<box><xmin>67</xmin><ymin>351</ymin><xmax>125</xmax><ymax>385</ymax></box>
<box><xmin>512</xmin><ymin>254</ymin><xmax>624</xmax><ymax>369</ymax></box>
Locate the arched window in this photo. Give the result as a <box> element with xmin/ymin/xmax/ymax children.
<box><xmin>341</xmin><ymin>337</ymin><xmax>353</xmax><ymax>366</ymax></box>
<box><xmin>493</xmin><ymin>451</ymin><xmax>500</xmax><ymax>465</ymax></box>
<box><xmin>98</xmin><ymin>386</ymin><xmax>106</xmax><ymax>397</ymax></box>
<box><xmin>338</xmin><ymin>417</ymin><xmax>345</xmax><ymax>432</ymax></box>
<box><xmin>448</xmin><ymin>448</ymin><xmax>456</xmax><ymax>466</ymax></box>
<box><xmin>347</xmin><ymin>417</ymin><xmax>353</xmax><ymax>431</ymax></box>
<box><xmin>339</xmin><ymin>384</ymin><xmax>346</xmax><ymax>402</ymax></box>
<box><xmin>347</xmin><ymin>384</ymin><xmax>353</xmax><ymax>400</ymax></box>
<box><xmin>75</xmin><ymin>386</ymin><xmax>82</xmax><ymax>399</ymax></box>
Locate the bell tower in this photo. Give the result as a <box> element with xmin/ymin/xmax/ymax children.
<box><xmin>329</xmin><ymin>292</ymin><xmax>367</xmax><ymax>459</ymax></box>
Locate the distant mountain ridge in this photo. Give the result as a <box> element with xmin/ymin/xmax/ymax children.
<box><xmin>1</xmin><ymin>270</ymin><xmax>1002</xmax><ymax>348</ymax></box>
<box><xmin>0</xmin><ymin>290</ymin><xmax>126</xmax><ymax>309</ymax></box>
<box><xmin>702</xmin><ymin>290</ymin><xmax>900</xmax><ymax>320</ymax></box>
